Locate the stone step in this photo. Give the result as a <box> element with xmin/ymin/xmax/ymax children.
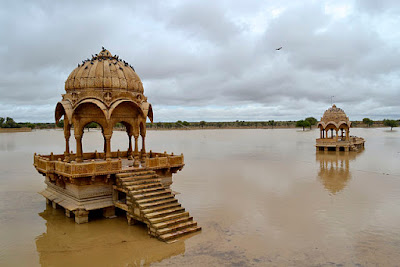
<box><xmin>136</xmin><ymin>194</ymin><xmax>174</xmax><ymax>204</ymax></box>
<box><xmin>130</xmin><ymin>186</ymin><xmax>165</xmax><ymax>194</ymax></box>
<box><xmin>120</xmin><ymin>174</ymin><xmax>158</xmax><ymax>182</ymax></box>
<box><xmin>145</xmin><ymin>206</ymin><xmax>185</xmax><ymax>219</ymax></box>
<box><xmin>116</xmin><ymin>171</ymin><xmax>155</xmax><ymax>178</ymax></box>
<box><xmin>133</xmin><ymin>189</ymin><xmax>172</xmax><ymax>200</ymax></box>
<box><xmin>148</xmin><ymin>211</ymin><xmax>189</xmax><ymax>224</ymax></box>
<box><xmin>153</xmin><ymin>216</ymin><xmax>193</xmax><ymax>230</ymax></box>
<box><xmin>142</xmin><ymin>202</ymin><xmax>181</xmax><ymax>214</ymax></box>
<box><xmin>127</xmin><ymin>182</ymin><xmax>162</xmax><ymax>190</ymax></box>
<box><xmin>139</xmin><ymin>197</ymin><xmax>177</xmax><ymax>208</ymax></box>
<box><xmin>157</xmin><ymin>220</ymin><xmax>198</xmax><ymax>235</ymax></box>
<box><xmin>122</xmin><ymin>179</ymin><xmax>161</xmax><ymax>186</ymax></box>
<box><xmin>159</xmin><ymin>226</ymin><xmax>202</xmax><ymax>241</ymax></box>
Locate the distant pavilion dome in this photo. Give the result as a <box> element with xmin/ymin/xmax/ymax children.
<box><xmin>65</xmin><ymin>48</ymin><xmax>143</xmax><ymax>93</ymax></box>
<box><xmin>320</xmin><ymin>104</ymin><xmax>349</xmax><ymax>125</ymax></box>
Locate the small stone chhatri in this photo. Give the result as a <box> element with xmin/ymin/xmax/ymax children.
<box><xmin>316</xmin><ymin>104</ymin><xmax>365</xmax><ymax>152</ymax></box>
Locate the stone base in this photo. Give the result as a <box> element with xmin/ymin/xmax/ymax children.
<box><xmin>65</xmin><ymin>209</ymin><xmax>73</xmax><ymax>218</ymax></box>
<box><xmin>40</xmin><ymin>184</ymin><xmax>114</xmax><ymax>224</ymax></box>
<box><xmin>74</xmin><ymin>209</ymin><xmax>89</xmax><ymax>224</ymax></box>
<box><xmin>103</xmin><ymin>206</ymin><xmax>116</xmax><ymax>218</ymax></box>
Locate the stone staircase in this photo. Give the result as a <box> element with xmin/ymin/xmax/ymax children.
<box><xmin>114</xmin><ymin>170</ymin><xmax>201</xmax><ymax>242</ymax></box>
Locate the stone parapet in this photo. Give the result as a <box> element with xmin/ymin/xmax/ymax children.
<box><xmin>34</xmin><ymin>151</ymin><xmax>184</xmax><ymax>178</ymax></box>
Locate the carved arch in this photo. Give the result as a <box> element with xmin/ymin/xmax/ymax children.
<box><xmin>73</xmin><ymin>98</ymin><xmax>109</xmax><ymax>120</ymax></box>
<box><xmin>141</xmin><ymin>102</ymin><xmax>153</xmax><ymax>123</ymax></box>
<box><xmin>55</xmin><ymin>101</ymin><xmax>73</xmax><ymax>124</ymax></box>
<box><xmin>108</xmin><ymin>99</ymin><xmax>144</xmax><ymax>120</ymax></box>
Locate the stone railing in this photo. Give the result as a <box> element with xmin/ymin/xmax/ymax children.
<box><xmin>146</xmin><ymin>152</ymin><xmax>184</xmax><ymax>169</ymax></box>
<box><xmin>34</xmin><ymin>150</ymin><xmax>184</xmax><ymax>177</ymax></box>
<box><xmin>350</xmin><ymin>136</ymin><xmax>365</xmax><ymax>144</ymax></box>
<box><xmin>316</xmin><ymin>138</ymin><xmax>350</xmax><ymax>146</ymax></box>
<box><xmin>34</xmin><ymin>154</ymin><xmax>122</xmax><ymax>178</ymax></box>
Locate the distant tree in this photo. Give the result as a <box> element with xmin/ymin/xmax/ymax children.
<box><xmin>267</xmin><ymin>120</ymin><xmax>276</xmax><ymax>129</ymax></box>
<box><xmin>305</xmin><ymin>117</ymin><xmax>318</xmax><ymax>129</ymax></box>
<box><xmin>199</xmin><ymin>121</ymin><xmax>206</xmax><ymax>128</ymax></box>
<box><xmin>182</xmin><ymin>121</ymin><xmax>190</xmax><ymax>127</ymax></box>
<box><xmin>362</xmin><ymin>118</ymin><xmax>373</xmax><ymax>127</ymax></box>
<box><xmin>3</xmin><ymin>117</ymin><xmax>20</xmax><ymax>128</ymax></box>
<box><xmin>57</xmin><ymin>119</ymin><xmax>64</xmax><ymax>128</ymax></box>
<box><xmin>296</xmin><ymin>120</ymin><xmax>311</xmax><ymax>131</ymax></box>
<box><xmin>175</xmin><ymin>121</ymin><xmax>182</xmax><ymax>128</ymax></box>
<box><xmin>383</xmin><ymin>119</ymin><xmax>398</xmax><ymax>131</ymax></box>
<box><xmin>86</xmin><ymin>122</ymin><xmax>99</xmax><ymax>131</ymax></box>
<box><xmin>0</xmin><ymin>117</ymin><xmax>4</xmax><ymax>127</ymax></box>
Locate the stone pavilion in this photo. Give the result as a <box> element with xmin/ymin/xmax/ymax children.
<box><xmin>34</xmin><ymin>48</ymin><xmax>201</xmax><ymax>242</ymax></box>
<box><xmin>316</xmin><ymin>104</ymin><xmax>365</xmax><ymax>152</ymax></box>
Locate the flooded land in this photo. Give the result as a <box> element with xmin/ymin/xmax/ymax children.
<box><xmin>1</xmin><ymin>128</ymin><xmax>400</xmax><ymax>266</ymax></box>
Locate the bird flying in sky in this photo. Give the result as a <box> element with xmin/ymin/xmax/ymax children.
<box><xmin>276</xmin><ymin>47</ymin><xmax>282</xmax><ymax>50</ymax></box>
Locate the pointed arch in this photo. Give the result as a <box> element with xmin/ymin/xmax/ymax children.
<box><xmin>55</xmin><ymin>101</ymin><xmax>73</xmax><ymax>124</ymax></box>
<box><xmin>140</xmin><ymin>102</ymin><xmax>153</xmax><ymax>123</ymax></box>
<box><xmin>108</xmin><ymin>99</ymin><xmax>144</xmax><ymax>120</ymax></box>
<box><xmin>73</xmin><ymin>99</ymin><xmax>108</xmax><ymax>119</ymax></box>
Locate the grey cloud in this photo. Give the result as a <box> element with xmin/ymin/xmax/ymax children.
<box><xmin>0</xmin><ymin>0</ymin><xmax>399</xmax><ymax>122</ymax></box>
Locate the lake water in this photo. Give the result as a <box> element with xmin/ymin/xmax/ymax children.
<box><xmin>0</xmin><ymin>128</ymin><xmax>399</xmax><ymax>266</ymax></box>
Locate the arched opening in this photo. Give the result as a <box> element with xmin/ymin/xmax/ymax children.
<box><xmin>72</xmin><ymin>102</ymin><xmax>109</xmax><ymax>162</ymax></box>
<box><xmin>111</xmin><ymin>121</ymin><xmax>133</xmax><ymax>158</ymax></box>
<box><xmin>109</xmin><ymin>100</ymin><xmax>143</xmax><ymax>161</ymax></box>
<box><xmin>81</xmin><ymin>122</ymin><xmax>104</xmax><ymax>156</ymax></box>
<box><xmin>325</xmin><ymin>124</ymin><xmax>338</xmax><ymax>139</ymax></box>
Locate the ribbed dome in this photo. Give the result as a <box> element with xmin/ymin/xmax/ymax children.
<box><xmin>321</xmin><ymin>105</ymin><xmax>348</xmax><ymax>123</ymax></box>
<box><xmin>65</xmin><ymin>48</ymin><xmax>143</xmax><ymax>93</ymax></box>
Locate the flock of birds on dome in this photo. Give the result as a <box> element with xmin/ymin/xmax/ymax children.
<box><xmin>77</xmin><ymin>47</ymin><xmax>135</xmax><ymax>72</ymax></box>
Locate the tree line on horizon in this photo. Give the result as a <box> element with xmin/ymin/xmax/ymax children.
<box><xmin>1</xmin><ymin>116</ymin><xmax>398</xmax><ymax>131</ymax></box>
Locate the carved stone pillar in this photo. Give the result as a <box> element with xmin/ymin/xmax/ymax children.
<box><xmin>64</xmin><ymin>127</ymin><xmax>70</xmax><ymax>162</ymax></box>
<box><xmin>335</xmin><ymin>130</ymin><xmax>339</xmax><ymax>141</ymax></box>
<box><xmin>127</xmin><ymin>134</ymin><xmax>133</xmax><ymax>160</ymax></box>
<box><xmin>141</xmin><ymin>135</ymin><xmax>146</xmax><ymax>157</ymax></box>
<box><xmin>104</xmin><ymin>134</ymin><xmax>112</xmax><ymax>159</ymax></box>
<box><xmin>134</xmin><ymin>135</ymin><xmax>139</xmax><ymax>156</ymax></box>
<box><xmin>75</xmin><ymin>134</ymin><xmax>83</xmax><ymax>163</ymax></box>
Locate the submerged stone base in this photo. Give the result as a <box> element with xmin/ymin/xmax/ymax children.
<box><xmin>40</xmin><ymin>180</ymin><xmax>114</xmax><ymax>224</ymax></box>
<box><xmin>34</xmin><ymin>151</ymin><xmax>200</xmax><ymax>241</ymax></box>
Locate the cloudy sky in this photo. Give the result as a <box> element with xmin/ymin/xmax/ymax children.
<box><xmin>1</xmin><ymin>0</ymin><xmax>399</xmax><ymax>122</ymax></box>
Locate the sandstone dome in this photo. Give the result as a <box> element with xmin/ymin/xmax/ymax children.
<box><xmin>320</xmin><ymin>104</ymin><xmax>349</xmax><ymax>124</ymax></box>
<box><xmin>65</xmin><ymin>48</ymin><xmax>143</xmax><ymax>93</ymax></box>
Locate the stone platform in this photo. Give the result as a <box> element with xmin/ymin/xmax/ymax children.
<box><xmin>34</xmin><ymin>150</ymin><xmax>200</xmax><ymax>241</ymax></box>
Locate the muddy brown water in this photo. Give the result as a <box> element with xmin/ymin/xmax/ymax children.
<box><xmin>0</xmin><ymin>128</ymin><xmax>400</xmax><ymax>266</ymax></box>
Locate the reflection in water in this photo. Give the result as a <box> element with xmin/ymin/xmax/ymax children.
<box><xmin>316</xmin><ymin>151</ymin><xmax>360</xmax><ymax>194</ymax></box>
<box><xmin>35</xmin><ymin>205</ymin><xmax>185</xmax><ymax>266</ymax></box>
<box><xmin>0</xmin><ymin>133</ymin><xmax>17</xmax><ymax>152</ymax></box>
